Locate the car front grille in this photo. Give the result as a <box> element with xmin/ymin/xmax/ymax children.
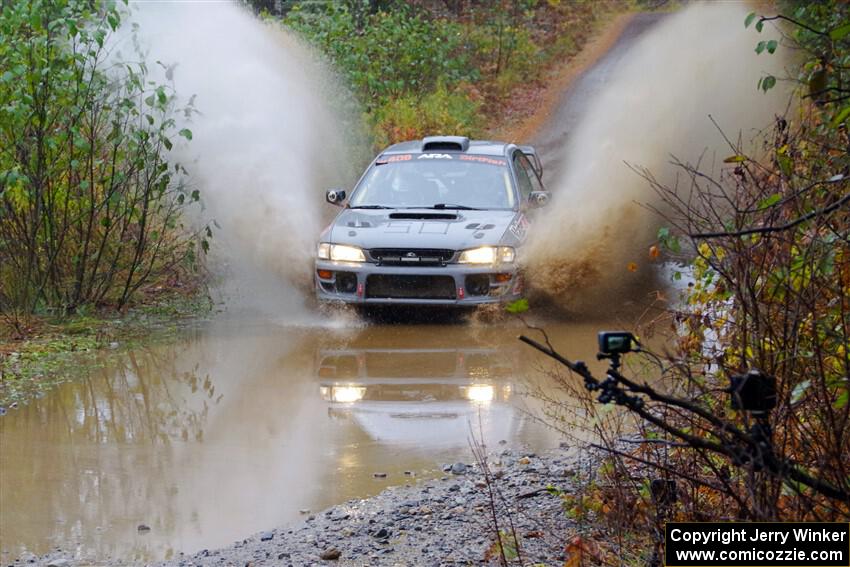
<box><xmin>369</xmin><ymin>248</ymin><xmax>454</xmax><ymax>266</ymax></box>
<box><xmin>364</xmin><ymin>352</ymin><xmax>457</xmax><ymax>377</ymax></box>
<box><xmin>365</xmin><ymin>274</ymin><xmax>456</xmax><ymax>300</ymax></box>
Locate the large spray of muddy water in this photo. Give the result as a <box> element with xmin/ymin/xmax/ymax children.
<box><xmin>525</xmin><ymin>3</ymin><xmax>788</xmax><ymax>313</ymax></box>
<box><xmin>128</xmin><ymin>2</ymin><xmax>363</xmax><ymax>318</ymax></box>
<box><xmin>129</xmin><ymin>2</ymin><xmax>788</xmax><ymax>319</ymax></box>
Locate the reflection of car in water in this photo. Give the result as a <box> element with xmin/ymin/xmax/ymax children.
<box><xmin>315</xmin><ymin>135</ymin><xmax>549</xmax><ymax>307</ymax></box>
<box><xmin>316</xmin><ymin>342</ymin><xmax>524</xmax><ymax>447</ymax></box>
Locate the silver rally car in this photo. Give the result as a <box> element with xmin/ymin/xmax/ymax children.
<box><xmin>315</xmin><ymin>136</ymin><xmax>549</xmax><ymax>306</ymax></box>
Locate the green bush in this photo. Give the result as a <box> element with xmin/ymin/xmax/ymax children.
<box><xmin>371</xmin><ymin>83</ymin><xmax>482</xmax><ymax>148</ymax></box>
<box><xmin>281</xmin><ymin>0</ymin><xmax>618</xmax><ymax>147</ymax></box>
<box><xmin>0</xmin><ymin>0</ymin><xmax>202</xmax><ymax>318</ymax></box>
<box><xmin>466</xmin><ymin>23</ymin><xmax>542</xmax><ymax>97</ymax></box>
<box><xmin>284</xmin><ymin>3</ymin><xmax>477</xmax><ymax>105</ymax></box>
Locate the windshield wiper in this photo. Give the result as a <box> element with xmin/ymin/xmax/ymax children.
<box><xmin>349</xmin><ymin>205</ymin><xmax>393</xmax><ymax>209</ymax></box>
<box><xmin>430</xmin><ymin>203</ymin><xmax>481</xmax><ymax>210</ymax></box>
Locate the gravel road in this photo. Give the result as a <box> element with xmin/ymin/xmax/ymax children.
<box><xmin>20</xmin><ymin>447</ymin><xmax>593</xmax><ymax>567</ymax></box>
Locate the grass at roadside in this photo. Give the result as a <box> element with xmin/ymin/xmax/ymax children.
<box><xmin>0</xmin><ymin>292</ymin><xmax>215</xmax><ymax>408</ymax></box>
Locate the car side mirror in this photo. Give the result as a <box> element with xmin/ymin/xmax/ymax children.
<box><xmin>326</xmin><ymin>189</ymin><xmax>346</xmax><ymax>206</ymax></box>
<box><xmin>529</xmin><ymin>191</ymin><xmax>550</xmax><ymax>208</ymax></box>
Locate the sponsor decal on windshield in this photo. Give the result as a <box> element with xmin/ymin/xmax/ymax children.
<box><xmin>459</xmin><ymin>155</ymin><xmax>506</xmax><ymax>166</ymax></box>
<box><xmin>375</xmin><ymin>153</ymin><xmax>414</xmax><ymax>164</ymax></box>
<box><xmin>375</xmin><ymin>153</ymin><xmax>507</xmax><ymax>166</ymax></box>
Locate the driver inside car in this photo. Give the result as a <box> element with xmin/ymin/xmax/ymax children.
<box><xmin>389</xmin><ymin>168</ymin><xmax>440</xmax><ymax>207</ymax></box>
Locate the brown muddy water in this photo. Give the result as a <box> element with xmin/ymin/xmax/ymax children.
<box><xmin>0</xmin><ymin>316</ymin><xmax>623</xmax><ymax>562</ymax></box>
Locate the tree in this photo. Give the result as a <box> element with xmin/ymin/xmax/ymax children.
<box><xmin>0</xmin><ymin>0</ymin><xmax>203</xmax><ymax>325</ymax></box>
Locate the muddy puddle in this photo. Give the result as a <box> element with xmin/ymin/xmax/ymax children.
<box><xmin>0</xmin><ymin>316</ymin><xmax>625</xmax><ymax>562</ymax></box>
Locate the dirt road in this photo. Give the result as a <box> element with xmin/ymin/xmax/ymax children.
<box><xmin>532</xmin><ymin>13</ymin><xmax>663</xmax><ymax>184</ymax></box>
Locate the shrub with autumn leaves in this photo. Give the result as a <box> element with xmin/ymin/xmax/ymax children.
<box><xmin>520</xmin><ymin>3</ymin><xmax>849</xmax><ymax>566</ymax></box>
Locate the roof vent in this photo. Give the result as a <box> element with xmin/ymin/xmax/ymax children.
<box><xmin>422</xmin><ymin>135</ymin><xmax>470</xmax><ymax>152</ymax></box>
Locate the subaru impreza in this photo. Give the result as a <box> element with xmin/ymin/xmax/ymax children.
<box><xmin>315</xmin><ymin>136</ymin><xmax>548</xmax><ymax>306</ymax></box>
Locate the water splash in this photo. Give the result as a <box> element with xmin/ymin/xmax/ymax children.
<box><xmin>127</xmin><ymin>1</ymin><xmax>365</xmax><ymax>318</ymax></box>
<box><xmin>525</xmin><ymin>3</ymin><xmax>789</xmax><ymax>313</ymax></box>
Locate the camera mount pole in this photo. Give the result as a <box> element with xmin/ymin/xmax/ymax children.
<box><xmin>598</xmin><ymin>351</ymin><xmax>621</xmax><ymax>372</ymax></box>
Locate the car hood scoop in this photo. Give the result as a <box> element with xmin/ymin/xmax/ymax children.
<box><xmin>329</xmin><ymin>208</ymin><xmax>519</xmax><ymax>250</ymax></box>
<box><xmin>389</xmin><ymin>212</ymin><xmax>458</xmax><ymax>220</ymax></box>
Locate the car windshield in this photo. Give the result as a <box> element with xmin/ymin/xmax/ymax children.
<box><xmin>349</xmin><ymin>154</ymin><xmax>515</xmax><ymax>210</ymax></box>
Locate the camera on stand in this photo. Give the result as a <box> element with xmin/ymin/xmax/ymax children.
<box><xmin>597</xmin><ymin>331</ymin><xmax>638</xmax><ymax>372</ymax></box>
<box><xmin>590</xmin><ymin>331</ymin><xmax>644</xmax><ymax>408</ymax></box>
<box><xmin>598</xmin><ymin>331</ymin><xmax>637</xmax><ymax>356</ymax></box>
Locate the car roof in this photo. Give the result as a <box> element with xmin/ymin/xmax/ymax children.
<box><xmin>381</xmin><ymin>138</ymin><xmax>513</xmax><ymax>157</ymax></box>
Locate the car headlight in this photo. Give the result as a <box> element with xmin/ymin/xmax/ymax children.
<box><xmin>458</xmin><ymin>246</ymin><xmax>515</xmax><ymax>264</ymax></box>
<box><xmin>331</xmin><ymin>386</ymin><xmax>365</xmax><ymax>403</ymax></box>
<box><xmin>464</xmin><ymin>384</ymin><xmax>494</xmax><ymax>403</ymax></box>
<box><xmin>317</xmin><ymin>243</ymin><xmax>366</xmax><ymax>262</ymax></box>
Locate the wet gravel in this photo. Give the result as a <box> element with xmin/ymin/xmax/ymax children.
<box><xmin>20</xmin><ymin>447</ymin><xmax>583</xmax><ymax>566</ymax></box>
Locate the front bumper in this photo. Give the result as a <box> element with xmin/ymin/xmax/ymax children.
<box><xmin>314</xmin><ymin>260</ymin><xmax>523</xmax><ymax>306</ymax></box>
